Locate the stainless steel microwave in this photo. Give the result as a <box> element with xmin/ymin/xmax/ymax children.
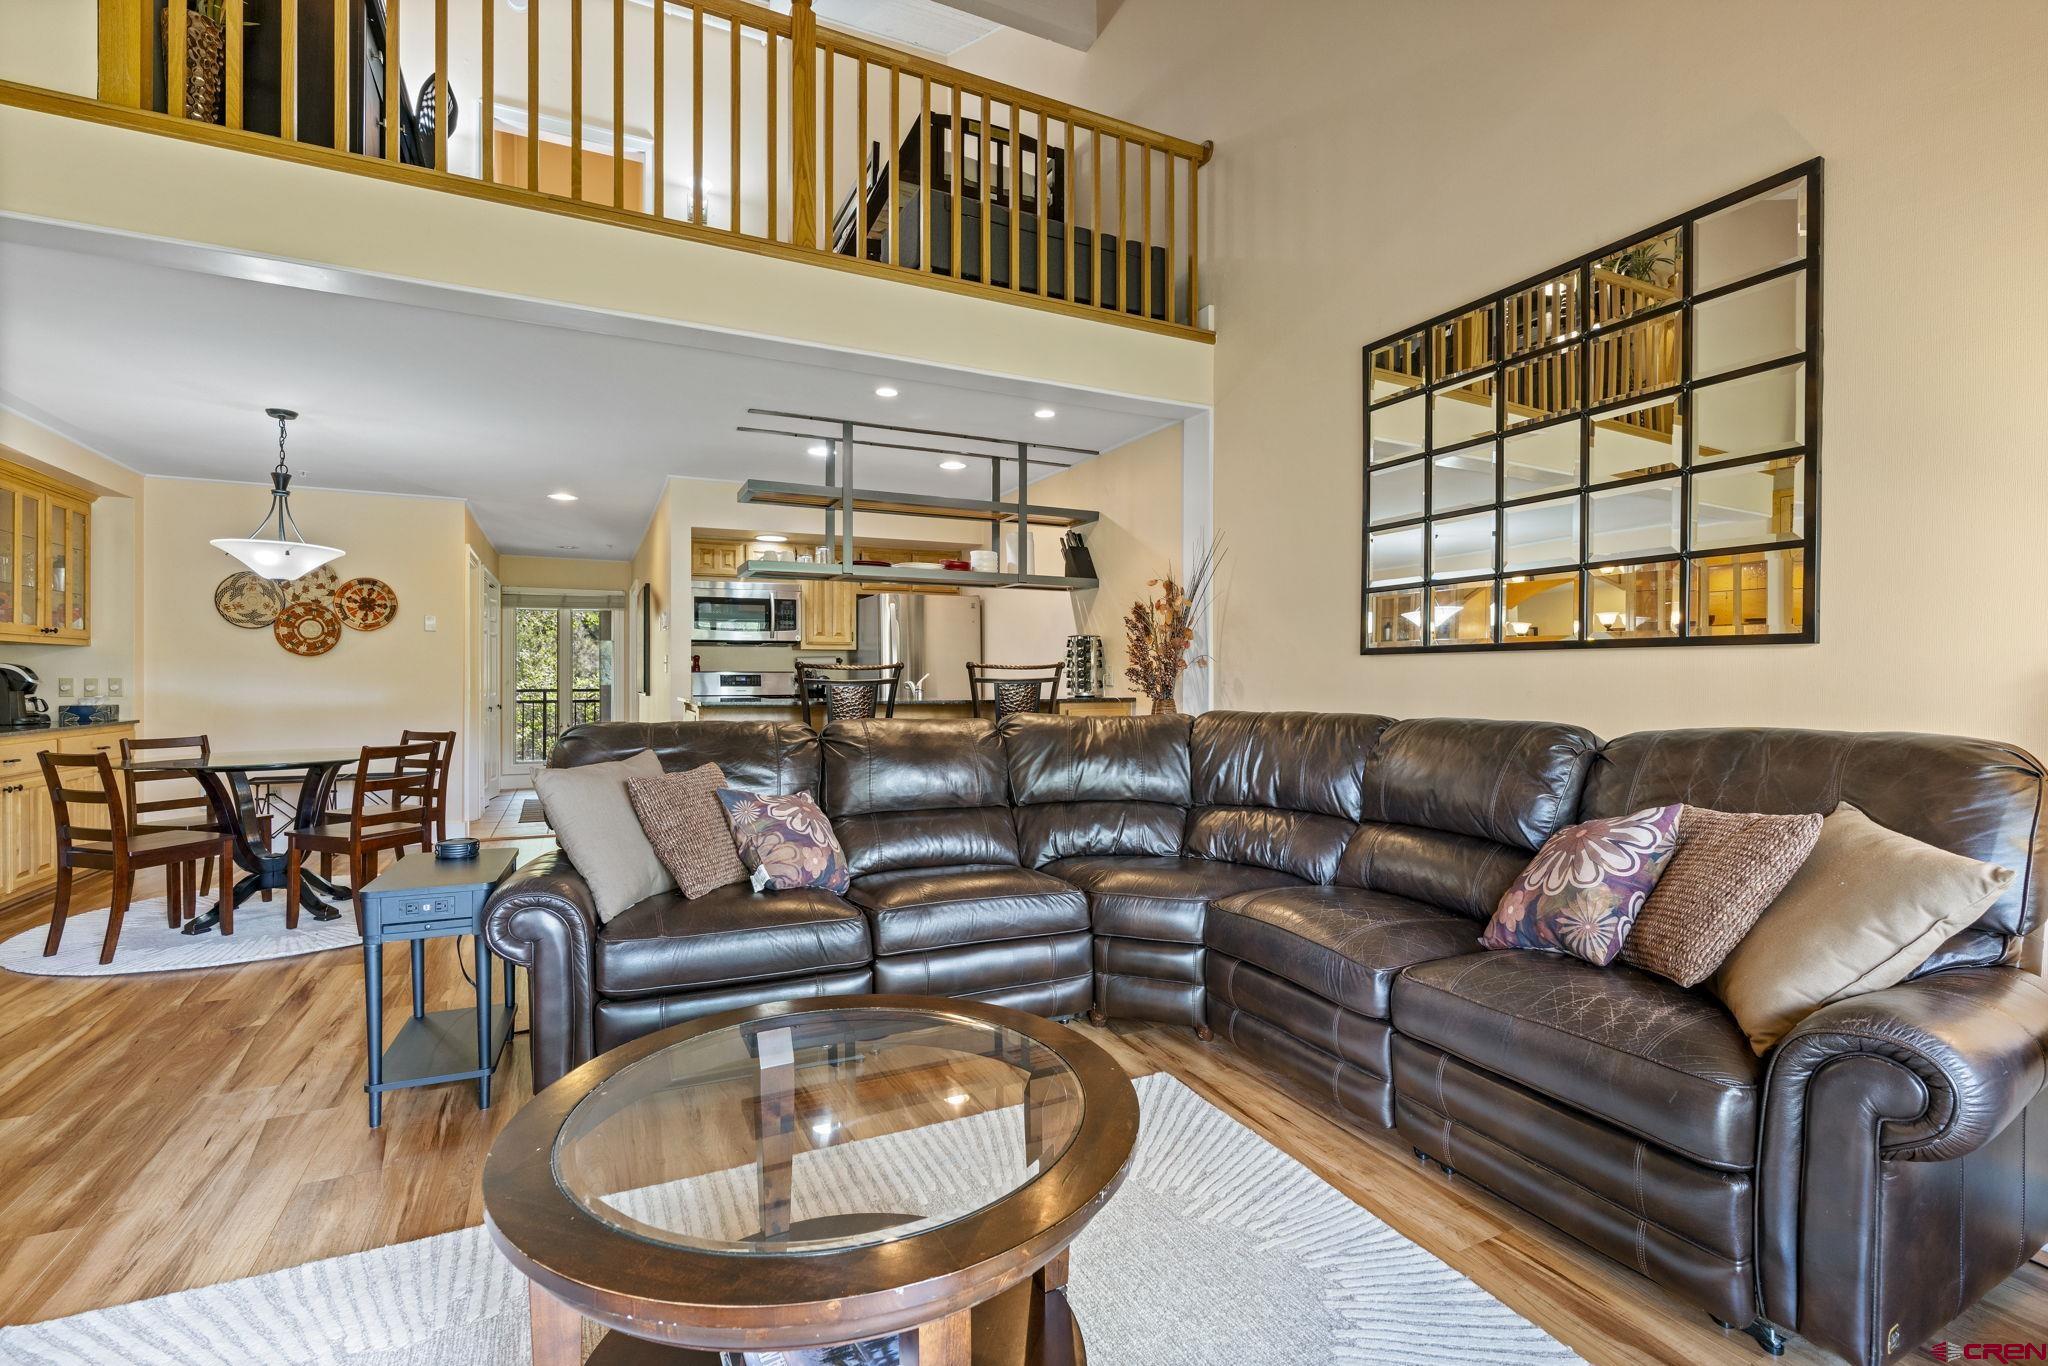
<box><xmin>692</xmin><ymin>580</ymin><xmax>802</xmax><ymax>643</ymax></box>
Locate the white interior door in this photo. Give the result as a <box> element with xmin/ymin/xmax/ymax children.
<box><xmin>504</xmin><ymin>598</ymin><xmax>622</xmax><ymax>781</ymax></box>
<box><xmin>483</xmin><ymin>569</ymin><xmax>502</xmax><ymax>796</ymax></box>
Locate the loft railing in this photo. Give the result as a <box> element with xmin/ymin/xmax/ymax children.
<box><xmin>38</xmin><ymin>0</ymin><xmax>1211</xmax><ymax>339</ymax></box>
<box><xmin>515</xmin><ymin>685</ymin><xmax>600</xmax><ymax>764</ymax></box>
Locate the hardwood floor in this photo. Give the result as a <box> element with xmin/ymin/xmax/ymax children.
<box><xmin>1</xmin><ymin>864</ymin><xmax>2043</xmax><ymax>1360</ymax></box>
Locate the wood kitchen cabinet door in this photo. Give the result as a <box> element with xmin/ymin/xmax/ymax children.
<box><xmin>691</xmin><ymin>540</ymin><xmax>743</xmax><ymax>579</ymax></box>
<box><xmin>1</xmin><ymin>773</ymin><xmax>55</xmax><ymax>896</ymax></box>
<box><xmin>800</xmin><ymin>581</ymin><xmax>858</xmax><ymax>649</ymax></box>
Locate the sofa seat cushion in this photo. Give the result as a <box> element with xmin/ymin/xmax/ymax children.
<box><xmin>849</xmin><ymin>864</ymin><xmax>1089</xmax><ymax>954</ymax></box>
<box><xmin>1392</xmin><ymin>951</ymin><xmax>1763</xmax><ymax>1170</ymax></box>
<box><xmin>1208</xmin><ymin>886</ymin><xmax>1480</xmax><ymax>1018</ymax></box>
<box><xmin>593</xmin><ymin>883</ymin><xmax>871</xmax><ymax>999</ymax></box>
<box><xmin>1044</xmin><ymin>855</ymin><xmax>1304</xmax><ymax>943</ymax></box>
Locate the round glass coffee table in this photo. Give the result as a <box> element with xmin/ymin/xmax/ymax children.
<box><xmin>483</xmin><ymin>995</ymin><xmax>1139</xmax><ymax>1366</ymax></box>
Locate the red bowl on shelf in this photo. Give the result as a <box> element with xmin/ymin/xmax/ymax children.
<box><xmin>942</xmin><ymin>560</ymin><xmax>972</xmax><ymax>571</ymax></box>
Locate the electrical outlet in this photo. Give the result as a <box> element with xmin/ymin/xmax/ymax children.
<box><xmin>105</xmin><ymin>678</ymin><xmax>123</xmax><ymax>698</ymax></box>
<box><xmin>56</xmin><ymin>677</ymin><xmax>73</xmax><ymax>696</ymax></box>
<box><xmin>81</xmin><ymin>678</ymin><xmax>98</xmax><ymax>696</ymax></box>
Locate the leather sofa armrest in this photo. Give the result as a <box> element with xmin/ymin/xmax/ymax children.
<box><xmin>485</xmin><ymin>849</ymin><xmax>599</xmax><ymax>1093</ymax></box>
<box><xmin>1765</xmin><ymin>966</ymin><xmax>2048</xmax><ymax>1161</ymax></box>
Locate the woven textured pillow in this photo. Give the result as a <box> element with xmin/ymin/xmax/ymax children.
<box><xmin>1621</xmin><ymin>806</ymin><xmax>1823</xmax><ymax>986</ymax></box>
<box><xmin>626</xmin><ymin>763</ymin><xmax>748</xmax><ymax>899</ymax></box>
<box><xmin>1480</xmin><ymin>805</ymin><xmax>1683</xmax><ymax>965</ymax></box>
<box><xmin>716</xmin><ymin>788</ymin><xmax>853</xmax><ymax>894</ymax></box>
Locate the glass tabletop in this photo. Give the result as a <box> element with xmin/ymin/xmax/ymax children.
<box><xmin>552</xmin><ymin>1006</ymin><xmax>1087</xmax><ymax>1256</ymax></box>
<box><xmin>121</xmin><ymin>748</ymin><xmax>361</xmax><ymax>772</ymax></box>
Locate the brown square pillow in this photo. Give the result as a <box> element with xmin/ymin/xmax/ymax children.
<box><xmin>1621</xmin><ymin>805</ymin><xmax>1823</xmax><ymax>986</ymax></box>
<box><xmin>626</xmin><ymin>763</ymin><xmax>749</xmax><ymax>899</ymax></box>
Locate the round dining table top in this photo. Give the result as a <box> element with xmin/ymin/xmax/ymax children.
<box><xmin>120</xmin><ymin>748</ymin><xmax>361</xmax><ymax>773</ymax></box>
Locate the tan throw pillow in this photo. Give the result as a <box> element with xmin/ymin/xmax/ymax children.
<box><xmin>1711</xmin><ymin>803</ymin><xmax>2015</xmax><ymax>1054</ymax></box>
<box><xmin>532</xmin><ymin>749</ymin><xmax>674</xmax><ymax>924</ymax></box>
<box><xmin>626</xmin><ymin>764</ymin><xmax>748</xmax><ymax>899</ymax></box>
<box><xmin>1622</xmin><ymin>806</ymin><xmax>1823</xmax><ymax>987</ymax></box>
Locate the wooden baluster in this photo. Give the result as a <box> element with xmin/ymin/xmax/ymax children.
<box><xmin>691</xmin><ymin>4</ymin><xmax>703</xmax><ymax>221</ymax></box>
<box><xmin>278</xmin><ymin>0</ymin><xmax>296</xmax><ymax>139</ymax></box>
<box><xmin>479</xmin><ymin>0</ymin><xmax>493</xmax><ymax>176</ymax></box>
<box><xmin>434</xmin><ymin>0</ymin><xmax>449</xmax><ymax>171</ymax></box>
<box><xmin>1063</xmin><ymin>116</ymin><xmax>1075</xmax><ymax>304</ymax></box>
<box><xmin>729</xmin><ymin>14</ymin><xmax>740</xmax><ymax>231</ymax></box>
<box><xmin>138</xmin><ymin>0</ymin><xmax>158</xmax><ymax>114</ymax></box>
<box><xmin>1090</xmin><ymin>125</ymin><xmax>1101</xmax><ymax>308</ymax></box>
<box><xmin>332</xmin><ymin>0</ymin><xmax>347</xmax><ymax>148</ymax></box>
<box><xmin>855</xmin><ymin>58</ymin><xmax>867</xmax><ymax>252</ymax></box>
<box><xmin>789</xmin><ymin>0</ymin><xmax>815</xmax><ymax>246</ymax></box>
<box><xmin>1140</xmin><ymin>141</ymin><xmax>1152</xmax><ymax>317</ymax></box>
<box><xmin>384</xmin><ymin>0</ymin><xmax>400</xmax><ymax>160</ymax></box>
<box><xmin>978</xmin><ymin>92</ymin><xmax>991</xmax><ymax>287</ymax></box>
<box><xmin>918</xmin><ymin>74</ymin><xmax>929</xmax><ymax>272</ymax></box>
<box><xmin>1189</xmin><ymin>150</ymin><xmax>1201</xmax><ymax>321</ymax></box>
<box><xmin>767</xmin><ymin>32</ymin><xmax>778</xmax><ymax>238</ymax></box>
<box><xmin>886</xmin><ymin>65</ymin><xmax>899</xmax><ymax>264</ymax></box>
<box><xmin>570</xmin><ymin>0</ymin><xmax>583</xmax><ymax>197</ymax></box>
<box><xmin>167</xmin><ymin>0</ymin><xmax>187</xmax><ymax>119</ymax></box>
<box><xmin>950</xmin><ymin>83</ymin><xmax>963</xmax><ymax>280</ymax></box>
<box><xmin>1034</xmin><ymin>108</ymin><xmax>1047</xmax><ymax>295</ymax></box>
<box><xmin>1164</xmin><ymin>152</ymin><xmax>1176</xmax><ymax>322</ymax></box>
<box><xmin>1114</xmin><ymin>134</ymin><xmax>1126</xmax><ymax>313</ymax></box>
<box><xmin>528</xmin><ymin>0</ymin><xmax>541</xmax><ymax>188</ymax></box>
<box><xmin>612</xmin><ymin>0</ymin><xmax>625</xmax><ymax>206</ymax></box>
<box><xmin>822</xmin><ymin>45</ymin><xmax>834</xmax><ymax>244</ymax></box>
<box><xmin>1006</xmin><ymin>102</ymin><xmax>1020</xmax><ymax>292</ymax></box>
<box><xmin>225</xmin><ymin>0</ymin><xmax>243</xmax><ymax>129</ymax></box>
<box><xmin>652</xmin><ymin>0</ymin><xmax>665</xmax><ymax>215</ymax></box>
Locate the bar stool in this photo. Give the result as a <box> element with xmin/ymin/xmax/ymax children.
<box><xmin>966</xmin><ymin>662</ymin><xmax>1067</xmax><ymax>720</ymax></box>
<box><xmin>42</xmin><ymin>750</ymin><xmax>234</xmax><ymax>964</ymax></box>
<box><xmin>796</xmin><ymin>662</ymin><xmax>904</xmax><ymax>731</ymax></box>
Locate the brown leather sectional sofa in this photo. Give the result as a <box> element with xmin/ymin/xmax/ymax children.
<box><xmin>483</xmin><ymin>712</ymin><xmax>2048</xmax><ymax>1366</ymax></box>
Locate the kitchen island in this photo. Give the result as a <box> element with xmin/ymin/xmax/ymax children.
<box><xmin>692</xmin><ymin>697</ymin><xmax>1142</xmax><ymax>723</ymax></box>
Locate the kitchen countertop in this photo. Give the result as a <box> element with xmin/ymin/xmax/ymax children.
<box><xmin>0</xmin><ymin>716</ymin><xmax>137</xmax><ymax>738</ymax></box>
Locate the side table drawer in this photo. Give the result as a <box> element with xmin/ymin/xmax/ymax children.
<box><xmin>373</xmin><ymin>914</ymin><xmax>475</xmax><ymax>940</ymax></box>
<box><xmin>363</xmin><ymin>889</ymin><xmax>481</xmax><ymax>938</ymax></box>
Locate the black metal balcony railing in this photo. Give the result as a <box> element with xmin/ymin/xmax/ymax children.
<box><xmin>515</xmin><ymin>687</ymin><xmax>602</xmax><ymax>764</ymax></box>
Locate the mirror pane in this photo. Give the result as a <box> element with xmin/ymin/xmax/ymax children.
<box><xmin>1433</xmin><ymin>378</ymin><xmax>1496</xmax><ymax>444</ymax></box>
<box><xmin>1503</xmin><ymin>351</ymin><xmax>1580</xmax><ymax>429</ymax></box>
<box><xmin>1431</xmin><ymin>581</ymin><xmax>1495</xmax><ymax>646</ymax></box>
<box><xmin>1696</xmin><ymin>179</ymin><xmax>1808</xmax><ymax>293</ymax></box>
<box><xmin>1500</xmin><ymin>421</ymin><xmax>1579</xmax><ymax>497</ymax></box>
<box><xmin>1695</xmin><ymin>270</ymin><xmax>1805</xmax><ymax>379</ymax></box>
<box><xmin>1690</xmin><ymin>455</ymin><xmax>1806</xmax><ymax>551</ymax></box>
<box><xmin>1369</xmin><ymin>393</ymin><xmax>1426</xmax><ymax>464</ymax></box>
<box><xmin>1592</xmin><ymin>231</ymin><xmax>1682</xmax><ymax>324</ymax></box>
<box><xmin>1366</xmin><ymin>588</ymin><xmax>1425</xmax><ymax>649</ymax></box>
<box><xmin>1693</xmin><ymin>362</ymin><xmax>1805</xmax><ymax>464</ymax></box>
<box><xmin>1432</xmin><ymin>304</ymin><xmax>1496</xmax><ymax>383</ymax></box>
<box><xmin>1504</xmin><ymin>272</ymin><xmax>1580</xmax><ymax>355</ymax></box>
<box><xmin>1590</xmin><ymin>478</ymin><xmax>1682</xmax><ymax>559</ymax></box>
<box><xmin>1589</xmin><ymin>561</ymin><xmax>1680</xmax><ymax>639</ymax></box>
<box><xmin>1690</xmin><ymin>548</ymin><xmax>1806</xmax><ymax>636</ymax></box>
<box><xmin>1431</xmin><ymin>446</ymin><xmax>1496</xmax><ymax>514</ymax></box>
<box><xmin>1429</xmin><ymin>511</ymin><xmax>1495</xmax><ymax>579</ymax></box>
<box><xmin>1588</xmin><ymin>313</ymin><xmax>1681</xmax><ymax>411</ymax></box>
<box><xmin>1367</xmin><ymin>525</ymin><xmax>1424</xmax><ymax>585</ymax></box>
<box><xmin>1368</xmin><ymin>331</ymin><xmax>1428</xmax><ymax>402</ymax></box>
<box><xmin>1589</xmin><ymin>396</ymin><xmax>1682</xmax><ymax>483</ymax></box>
<box><xmin>1502</xmin><ymin>572</ymin><xmax>1579</xmax><ymax>643</ymax></box>
<box><xmin>1503</xmin><ymin>496</ymin><xmax>1579</xmax><ymax>572</ymax></box>
<box><xmin>1369</xmin><ymin>461</ymin><xmax>1425</xmax><ymax>526</ymax></box>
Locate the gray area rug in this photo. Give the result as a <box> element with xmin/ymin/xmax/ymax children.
<box><xmin>518</xmin><ymin>799</ymin><xmax>548</xmax><ymax>826</ymax></box>
<box><xmin>0</xmin><ymin>1075</ymin><xmax>1582</xmax><ymax>1364</ymax></box>
<box><xmin>0</xmin><ymin>897</ymin><xmax>359</xmax><ymax>978</ymax></box>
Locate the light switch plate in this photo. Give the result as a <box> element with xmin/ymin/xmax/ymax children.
<box><xmin>423</xmin><ymin>615</ymin><xmax>438</xmax><ymax>632</ymax></box>
<box><xmin>81</xmin><ymin>678</ymin><xmax>99</xmax><ymax>696</ymax></box>
<box><xmin>56</xmin><ymin>677</ymin><xmax>73</xmax><ymax>696</ymax></box>
<box><xmin>106</xmin><ymin>678</ymin><xmax>123</xmax><ymax>697</ymax></box>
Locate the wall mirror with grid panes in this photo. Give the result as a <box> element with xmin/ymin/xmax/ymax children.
<box><xmin>1362</xmin><ymin>160</ymin><xmax>1821</xmax><ymax>653</ymax></box>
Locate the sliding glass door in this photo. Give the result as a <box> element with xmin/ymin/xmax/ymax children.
<box><xmin>507</xmin><ymin>602</ymin><xmax>619</xmax><ymax>778</ymax></box>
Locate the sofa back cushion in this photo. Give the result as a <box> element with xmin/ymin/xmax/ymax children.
<box><xmin>1001</xmin><ymin>713</ymin><xmax>1191</xmax><ymax>866</ymax></box>
<box><xmin>822</xmin><ymin>719</ymin><xmax>1020</xmax><ymax>875</ymax></box>
<box><xmin>1584</xmin><ymin>727</ymin><xmax>2047</xmax><ymax>943</ymax></box>
<box><xmin>1187</xmin><ymin>711</ymin><xmax>1390</xmax><ymax>881</ymax></box>
<box><xmin>552</xmin><ymin>720</ymin><xmax>820</xmax><ymax>795</ymax></box>
<box><xmin>1339</xmin><ymin>717</ymin><xmax>1602</xmax><ymax>919</ymax></box>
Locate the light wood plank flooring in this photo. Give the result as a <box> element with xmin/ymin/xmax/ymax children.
<box><xmin>0</xmin><ymin>863</ymin><xmax>2042</xmax><ymax>1360</ymax></box>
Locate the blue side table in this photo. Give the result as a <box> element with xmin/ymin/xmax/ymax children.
<box><xmin>357</xmin><ymin>846</ymin><xmax>519</xmax><ymax>1128</ymax></box>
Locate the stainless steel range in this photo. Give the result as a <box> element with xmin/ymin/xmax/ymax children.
<box><xmin>691</xmin><ymin>670</ymin><xmax>798</xmax><ymax>703</ymax></box>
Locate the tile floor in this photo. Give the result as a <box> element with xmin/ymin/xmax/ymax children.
<box><xmin>471</xmin><ymin>788</ymin><xmax>549</xmax><ymax>842</ymax></box>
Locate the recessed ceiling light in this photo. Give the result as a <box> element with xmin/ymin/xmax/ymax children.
<box><xmin>755</xmin><ymin>533</ymin><xmax>788</xmax><ymax>543</ymax></box>
<box><xmin>874</xmin><ymin>386</ymin><xmax>899</xmax><ymax>398</ymax></box>
<box><xmin>806</xmin><ymin>444</ymin><xmax>830</xmax><ymax>457</ymax></box>
<box><xmin>547</xmin><ymin>491</ymin><xmax>578</xmax><ymax>502</ymax></box>
<box><xmin>1034</xmin><ymin>407</ymin><xmax>1056</xmax><ymax>419</ymax></box>
<box><xmin>939</xmin><ymin>459</ymin><xmax>967</xmax><ymax>471</ymax></box>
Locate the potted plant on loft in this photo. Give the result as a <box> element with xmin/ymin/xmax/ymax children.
<box><xmin>164</xmin><ymin>0</ymin><xmax>234</xmax><ymax>125</ymax></box>
<box><xmin>1123</xmin><ymin>540</ymin><xmax>1221</xmax><ymax>715</ymax></box>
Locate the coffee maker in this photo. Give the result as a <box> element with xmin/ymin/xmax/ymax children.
<box><xmin>0</xmin><ymin>664</ymin><xmax>50</xmax><ymax>728</ymax></box>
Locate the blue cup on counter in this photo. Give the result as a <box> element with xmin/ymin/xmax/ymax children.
<box><xmin>59</xmin><ymin>703</ymin><xmax>119</xmax><ymax>727</ymax></box>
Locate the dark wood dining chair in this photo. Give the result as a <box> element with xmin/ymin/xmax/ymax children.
<box><xmin>287</xmin><ymin>741</ymin><xmax>437</xmax><ymax>933</ymax></box>
<box><xmin>401</xmin><ymin>729</ymin><xmax>456</xmax><ymax>846</ymax></box>
<box><xmin>121</xmin><ymin>734</ymin><xmax>225</xmax><ymax>900</ymax></box>
<box><xmin>966</xmin><ymin>662</ymin><xmax>1067</xmax><ymax>720</ymax></box>
<box><xmin>796</xmin><ymin>662</ymin><xmax>904</xmax><ymax>731</ymax></box>
<box><xmin>42</xmin><ymin>750</ymin><xmax>234</xmax><ymax>964</ymax></box>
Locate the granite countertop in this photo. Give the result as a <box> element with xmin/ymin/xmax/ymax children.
<box><xmin>0</xmin><ymin>716</ymin><xmax>137</xmax><ymax>737</ymax></box>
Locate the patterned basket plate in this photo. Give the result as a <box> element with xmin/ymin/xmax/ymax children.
<box><xmin>274</xmin><ymin>601</ymin><xmax>343</xmax><ymax>657</ymax></box>
<box><xmin>214</xmin><ymin>571</ymin><xmax>285</xmax><ymax>629</ymax></box>
<box><xmin>283</xmin><ymin>564</ymin><xmax>341</xmax><ymax>607</ymax></box>
<box><xmin>335</xmin><ymin>576</ymin><xmax>399</xmax><ymax>631</ymax></box>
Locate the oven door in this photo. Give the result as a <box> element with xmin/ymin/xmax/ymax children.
<box><xmin>693</xmin><ymin>583</ymin><xmax>801</xmax><ymax>642</ymax></box>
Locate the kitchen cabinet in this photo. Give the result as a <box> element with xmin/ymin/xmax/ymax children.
<box><xmin>800</xmin><ymin>580</ymin><xmax>858</xmax><ymax>649</ymax></box>
<box><xmin>691</xmin><ymin>540</ymin><xmax>745</xmax><ymax>579</ymax></box>
<box><xmin>0</xmin><ymin>459</ymin><xmax>95</xmax><ymax>646</ymax></box>
<box><xmin>0</xmin><ymin>724</ymin><xmax>133</xmax><ymax>901</ymax></box>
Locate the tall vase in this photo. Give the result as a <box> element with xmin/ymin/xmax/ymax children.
<box><xmin>1148</xmin><ymin>694</ymin><xmax>1177</xmax><ymax>716</ymax></box>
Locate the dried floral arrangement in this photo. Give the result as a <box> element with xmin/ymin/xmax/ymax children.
<box><xmin>1123</xmin><ymin>539</ymin><xmax>1222</xmax><ymax>713</ymax></box>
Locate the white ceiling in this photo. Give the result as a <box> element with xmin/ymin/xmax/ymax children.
<box><xmin>0</xmin><ymin>222</ymin><xmax>1191</xmax><ymax>559</ymax></box>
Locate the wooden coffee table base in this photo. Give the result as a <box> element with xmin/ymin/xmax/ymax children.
<box><xmin>548</xmin><ymin>1258</ymin><xmax>1085</xmax><ymax>1366</ymax></box>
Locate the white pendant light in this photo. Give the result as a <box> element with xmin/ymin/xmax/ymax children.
<box><xmin>209</xmin><ymin>408</ymin><xmax>345</xmax><ymax>582</ymax></box>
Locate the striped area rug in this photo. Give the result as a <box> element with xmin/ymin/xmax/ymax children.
<box><xmin>0</xmin><ymin>1075</ymin><xmax>1583</xmax><ymax>1364</ymax></box>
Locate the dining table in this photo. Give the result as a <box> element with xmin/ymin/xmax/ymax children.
<box><xmin>120</xmin><ymin>747</ymin><xmax>362</xmax><ymax>934</ymax></box>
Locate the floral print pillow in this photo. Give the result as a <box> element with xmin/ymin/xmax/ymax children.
<box><xmin>1481</xmin><ymin>805</ymin><xmax>1684</xmax><ymax>965</ymax></box>
<box><xmin>715</xmin><ymin>788</ymin><xmax>853</xmax><ymax>895</ymax></box>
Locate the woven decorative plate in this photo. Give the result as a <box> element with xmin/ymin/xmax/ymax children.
<box><xmin>335</xmin><ymin>576</ymin><xmax>399</xmax><ymax>631</ymax></box>
<box><xmin>214</xmin><ymin>571</ymin><xmax>286</xmax><ymax>629</ymax></box>
<box><xmin>274</xmin><ymin>601</ymin><xmax>343</xmax><ymax>657</ymax></box>
<box><xmin>283</xmin><ymin>564</ymin><xmax>341</xmax><ymax>607</ymax></box>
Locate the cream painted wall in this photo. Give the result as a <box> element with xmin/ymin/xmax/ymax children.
<box><xmin>498</xmin><ymin>555</ymin><xmax>631</xmax><ymax>591</ymax></box>
<box><xmin>141</xmin><ymin>477</ymin><xmax>482</xmax><ymax>827</ymax></box>
<box><xmin>0</xmin><ymin>0</ymin><xmax>94</xmax><ymax>95</ymax></box>
<box><xmin>960</xmin><ymin>0</ymin><xmax>2048</xmax><ymax>757</ymax></box>
<box><xmin>631</xmin><ymin>483</ymin><xmax>675</xmax><ymax>722</ymax></box>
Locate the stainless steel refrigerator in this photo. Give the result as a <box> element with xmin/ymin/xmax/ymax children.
<box><xmin>852</xmin><ymin>593</ymin><xmax>984</xmax><ymax>703</ymax></box>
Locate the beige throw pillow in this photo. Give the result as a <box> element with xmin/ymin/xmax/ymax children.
<box><xmin>533</xmin><ymin>750</ymin><xmax>674</xmax><ymax>923</ymax></box>
<box><xmin>626</xmin><ymin>764</ymin><xmax>748</xmax><ymax>899</ymax></box>
<box><xmin>1712</xmin><ymin>803</ymin><xmax>2015</xmax><ymax>1054</ymax></box>
<box><xmin>1622</xmin><ymin>806</ymin><xmax>1823</xmax><ymax>987</ymax></box>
